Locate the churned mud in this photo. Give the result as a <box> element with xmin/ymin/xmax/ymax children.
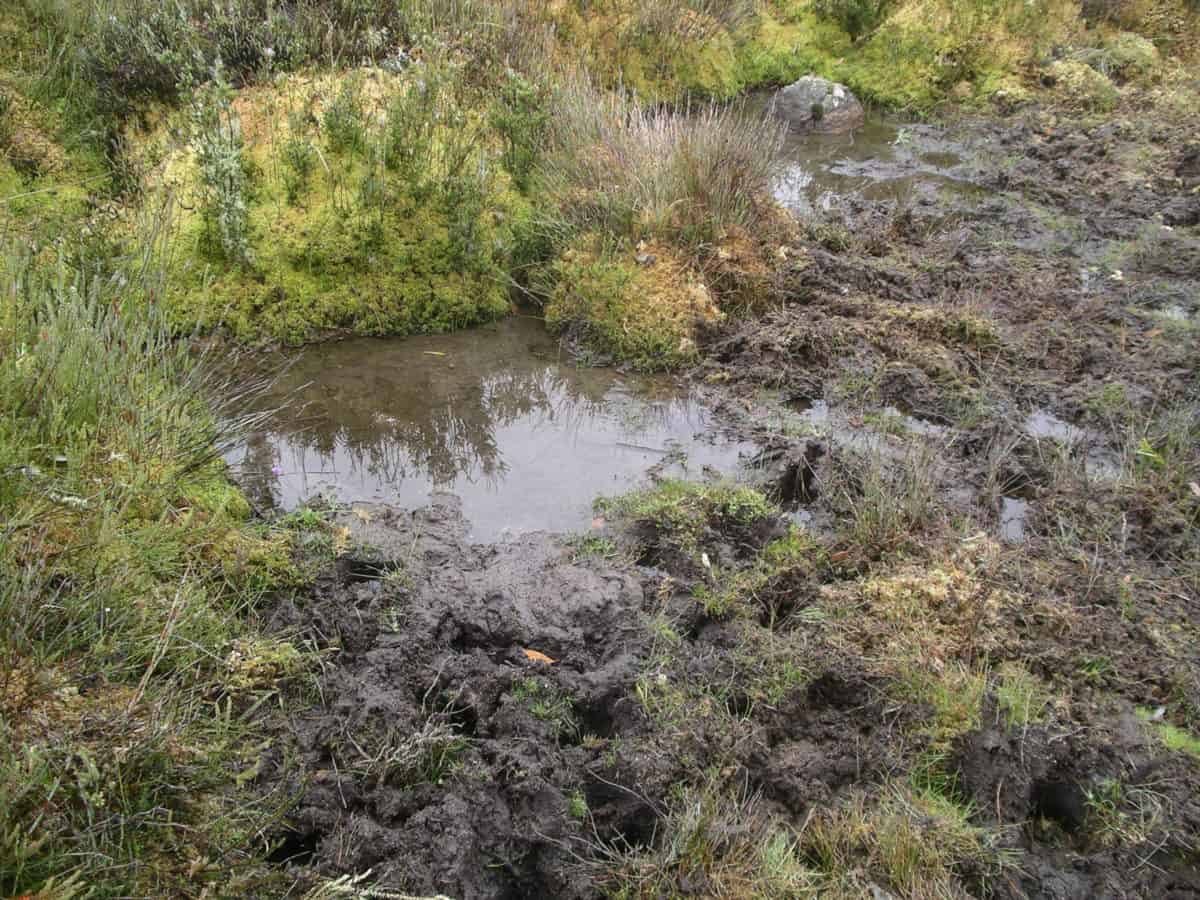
<box><xmin>251</xmin><ymin>102</ymin><xmax>1199</xmax><ymax>899</ymax></box>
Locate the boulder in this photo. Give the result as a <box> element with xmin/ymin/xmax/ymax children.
<box><xmin>771</xmin><ymin>76</ymin><xmax>865</xmax><ymax>135</ymax></box>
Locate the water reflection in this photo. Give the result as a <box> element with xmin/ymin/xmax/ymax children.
<box><xmin>744</xmin><ymin>94</ymin><xmax>981</xmax><ymax>214</ymax></box>
<box><xmin>228</xmin><ymin>316</ymin><xmax>753</xmax><ymax>539</ymax></box>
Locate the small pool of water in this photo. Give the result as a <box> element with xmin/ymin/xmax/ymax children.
<box><xmin>228</xmin><ymin>317</ymin><xmax>755</xmax><ymax>540</ymax></box>
<box><xmin>744</xmin><ymin>95</ymin><xmax>983</xmax><ymax>214</ymax></box>
<box><xmin>999</xmin><ymin>496</ymin><xmax>1030</xmax><ymax>543</ymax></box>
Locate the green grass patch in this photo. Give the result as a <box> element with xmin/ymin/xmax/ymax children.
<box><xmin>511</xmin><ymin>677</ymin><xmax>578</xmax><ymax>738</ymax></box>
<box><xmin>0</xmin><ymin>233</ymin><xmax>303</xmax><ymax>896</ymax></box>
<box><xmin>598</xmin><ymin>480</ymin><xmax>778</xmax><ymax>567</ymax></box>
<box><xmin>1137</xmin><ymin>707</ymin><xmax>1200</xmax><ymax>758</ymax></box>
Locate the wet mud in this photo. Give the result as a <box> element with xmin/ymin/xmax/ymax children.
<box><xmin>250</xmin><ymin>102</ymin><xmax>1199</xmax><ymax>898</ymax></box>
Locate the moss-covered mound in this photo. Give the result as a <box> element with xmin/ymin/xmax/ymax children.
<box><xmin>546</xmin><ymin>237</ymin><xmax>722</xmax><ymax>369</ymax></box>
<box><xmin>147</xmin><ymin>67</ymin><xmax>523</xmax><ymax>345</ymax></box>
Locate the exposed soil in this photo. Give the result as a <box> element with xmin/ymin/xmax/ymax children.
<box><xmin>254</xmin><ymin>101</ymin><xmax>1199</xmax><ymax>898</ymax></box>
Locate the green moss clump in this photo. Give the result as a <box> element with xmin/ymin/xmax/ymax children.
<box><xmin>599</xmin><ymin>480</ymin><xmax>779</xmax><ymax>567</ymax></box>
<box><xmin>544</xmin><ymin>238</ymin><xmax>723</xmax><ymax>370</ymax></box>
<box><xmin>161</xmin><ymin>68</ymin><xmax>520</xmax><ymax>345</ymax></box>
<box><xmin>1046</xmin><ymin>59</ymin><xmax>1120</xmax><ymax>110</ymax></box>
<box><xmin>169</xmin><ymin>194</ymin><xmax>512</xmax><ymax>345</ymax></box>
<box><xmin>1103</xmin><ymin>32</ymin><xmax>1160</xmax><ymax>77</ymax></box>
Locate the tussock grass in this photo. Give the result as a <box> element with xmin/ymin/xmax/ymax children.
<box><xmin>828</xmin><ymin>443</ymin><xmax>941</xmax><ymax>559</ymax></box>
<box><xmin>539</xmin><ymin>77</ymin><xmax>785</xmax><ymax>252</ymax></box>
<box><xmin>0</xmin><ymin>234</ymin><xmax>303</xmax><ymax>896</ymax></box>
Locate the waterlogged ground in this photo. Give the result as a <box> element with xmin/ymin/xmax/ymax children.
<box><xmin>231</xmin><ymin>316</ymin><xmax>754</xmax><ymax>540</ymax></box>
<box><xmin>759</xmin><ymin>104</ymin><xmax>984</xmax><ymax>215</ymax></box>
<box><xmin>249</xmin><ymin>101</ymin><xmax>1200</xmax><ymax>899</ymax></box>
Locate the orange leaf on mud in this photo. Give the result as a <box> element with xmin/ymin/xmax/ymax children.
<box><xmin>522</xmin><ymin>649</ymin><xmax>557</xmax><ymax>665</ymax></box>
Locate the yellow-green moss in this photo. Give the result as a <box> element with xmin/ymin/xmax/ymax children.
<box><xmin>544</xmin><ymin>237</ymin><xmax>722</xmax><ymax>370</ymax></box>
<box><xmin>731</xmin><ymin>0</ymin><xmax>1180</xmax><ymax>112</ymax></box>
<box><xmin>157</xmin><ymin>69</ymin><xmax>519</xmax><ymax>345</ymax></box>
<box><xmin>1046</xmin><ymin>59</ymin><xmax>1120</xmax><ymax>110</ymax></box>
<box><xmin>168</xmin><ymin>195</ymin><xmax>512</xmax><ymax>345</ymax></box>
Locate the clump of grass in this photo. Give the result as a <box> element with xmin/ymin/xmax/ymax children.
<box><xmin>1136</xmin><ymin>708</ymin><xmax>1200</xmax><ymax>759</ymax></box>
<box><xmin>598</xmin><ymin>480</ymin><xmax>778</xmax><ymax>570</ymax></box>
<box><xmin>993</xmin><ymin>661</ymin><xmax>1052</xmax><ymax>730</ymax></box>
<box><xmin>568</xmin><ymin>533</ymin><xmax>623</xmax><ymax>562</ymax></box>
<box><xmin>694</xmin><ymin>527</ymin><xmax>826</xmax><ymax>625</ymax></box>
<box><xmin>830</xmin><ymin>444</ymin><xmax>940</xmax><ymax>559</ymax></box>
<box><xmin>593</xmin><ymin>783</ymin><xmax>817</xmax><ymax>898</ymax></box>
<box><xmin>568</xmin><ymin>789</ymin><xmax>590</xmax><ymax>821</ymax></box>
<box><xmin>1084</xmin><ymin>777</ymin><xmax>1165</xmax><ymax>848</ymax></box>
<box><xmin>593</xmin><ymin>780</ymin><xmax>1014</xmax><ymax>898</ymax></box>
<box><xmin>347</xmin><ymin>716</ymin><xmax>468</xmax><ymax>788</ymax></box>
<box><xmin>511</xmin><ymin>677</ymin><xmax>578</xmax><ymax>739</ymax></box>
<box><xmin>896</xmin><ymin>664</ymin><xmax>988</xmax><ymax>747</ymax></box>
<box><xmin>801</xmin><ymin>786</ymin><xmax>1017</xmax><ymax>897</ymax></box>
<box><xmin>539</xmin><ymin>77</ymin><xmax>785</xmax><ymax>252</ymax></box>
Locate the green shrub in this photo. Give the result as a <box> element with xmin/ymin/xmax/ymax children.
<box><xmin>812</xmin><ymin>0</ymin><xmax>893</xmax><ymax>40</ymax></box>
<box><xmin>491</xmin><ymin>69</ymin><xmax>550</xmax><ymax>191</ymax></box>
<box><xmin>190</xmin><ymin>64</ymin><xmax>253</xmax><ymax>264</ymax></box>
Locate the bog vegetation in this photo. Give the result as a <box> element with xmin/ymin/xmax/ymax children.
<box><xmin>1</xmin><ymin>0</ymin><xmax>1197</xmax><ymax>895</ymax></box>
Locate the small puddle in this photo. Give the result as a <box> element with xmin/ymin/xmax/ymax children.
<box><xmin>999</xmin><ymin>496</ymin><xmax>1030</xmax><ymax>543</ymax></box>
<box><xmin>745</xmin><ymin>96</ymin><xmax>983</xmax><ymax>214</ymax></box>
<box><xmin>1025</xmin><ymin>409</ymin><xmax>1122</xmax><ymax>481</ymax></box>
<box><xmin>228</xmin><ymin>317</ymin><xmax>755</xmax><ymax>540</ymax></box>
<box><xmin>1026</xmin><ymin>409</ymin><xmax>1084</xmax><ymax>444</ymax></box>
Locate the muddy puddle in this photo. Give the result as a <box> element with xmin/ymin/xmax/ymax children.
<box><xmin>1026</xmin><ymin>408</ymin><xmax>1123</xmax><ymax>480</ymax></box>
<box><xmin>747</xmin><ymin>96</ymin><xmax>984</xmax><ymax>214</ymax></box>
<box><xmin>228</xmin><ymin>316</ymin><xmax>756</xmax><ymax>540</ymax></box>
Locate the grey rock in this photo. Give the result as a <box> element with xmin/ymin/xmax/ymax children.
<box><xmin>772</xmin><ymin>76</ymin><xmax>865</xmax><ymax>134</ymax></box>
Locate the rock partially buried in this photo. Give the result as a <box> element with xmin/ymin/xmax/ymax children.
<box><xmin>772</xmin><ymin>76</ymin><xmax>865</xmax><ymax>134</ymax></box>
